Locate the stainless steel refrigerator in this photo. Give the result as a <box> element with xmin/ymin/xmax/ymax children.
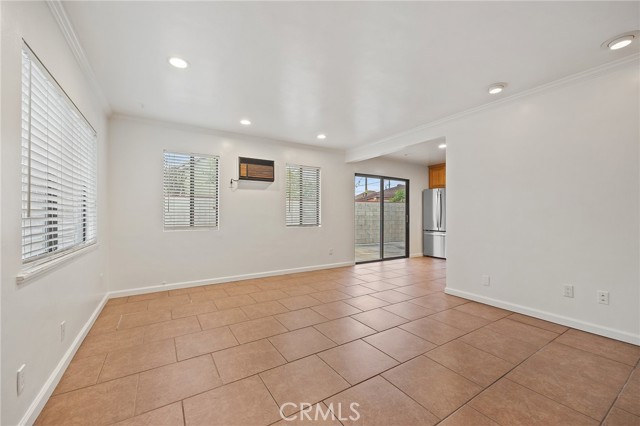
<box><xmin>423</xmin><ymin>188</ymin><xmax>446</xmax><ymax>258</ymax></box>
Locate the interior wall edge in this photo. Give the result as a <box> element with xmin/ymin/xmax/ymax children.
<box><xmin>445</xmin><ymin>287</ymin><xmax>640</xmax><ymax>345</ymax></box>
<box><xmin>17</xmin><ymin>294</ymin><xmax>109</xmax><ymax>426</ymax></box>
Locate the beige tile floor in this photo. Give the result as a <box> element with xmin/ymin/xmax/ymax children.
<box><xmin>36</xmin><ymin>257</ymin><xmax>640</xmax><ymax>426</ymax></box>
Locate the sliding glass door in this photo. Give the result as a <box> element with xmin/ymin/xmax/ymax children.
<box><xmin>354</xmin><ymin>174</ymin><xmax>409</xmax><ymax>263</ymax></box>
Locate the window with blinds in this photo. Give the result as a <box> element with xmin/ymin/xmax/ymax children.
<box><xmin>163</xmin><ymin>152</ymin><xmax>219</xmax><ymax>230</ymax></box>
<box><xmin>286</xmin><ymin>164</ymin><xmax>321</xmax><ymax>227</ymax></box>
<box><xmin>21</xmin><ymin>45</ymin><xmax>98</xmax><ymax>265</ymax></box>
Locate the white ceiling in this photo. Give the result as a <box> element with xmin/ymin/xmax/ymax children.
<box><xmin>63</xmin><ymin>1</ymin><xmax>639</xmax><ymax>150</ymax></box>
<box><xmin>382</xmin><ymin>138</ymin><xmax>446</xmax><ymax>166</ymax></box>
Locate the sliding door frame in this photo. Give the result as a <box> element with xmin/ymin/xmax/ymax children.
<box><xmin>355</xmin><ymin>173</ymin><xmax>410</xmax><ymax>264</ymax></box>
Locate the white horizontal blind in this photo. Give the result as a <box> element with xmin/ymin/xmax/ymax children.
<box><xmin>163</xmin><ymin>152</ymin><xmax>219</xmax><ymax>229</ymax></box>
<box><xmin>21</xmin><ymin>46</ymin><xmax>98</xmax><ymax>264</ymax></box>
<box><xmin>286</xmin><ymin>164</ymin><xmax>321</xmax><ymax>226</ymax></box>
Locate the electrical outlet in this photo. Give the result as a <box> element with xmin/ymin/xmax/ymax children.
<box><xmin>60</xmin><ymin>321</ymin><xmax>66</xmax><ymax>342</ymax></box>
<box><xmin>597</xmin><ymin>290</ymin><xmax>609</xmax><ymax>305</ymax></box>
<box><xmin>481</xmin><ymin>275</ymin><xmax>491</xmax><ymax>286</ymax></box>
<box><xmin>328</xmin><ymin>248</ymin><xmax>334</xmax><ymax>255</ymax></box>
<box><xmin>17</xmin><ymin>364</ymin><xmax>26</xmax><ymax>396</ymax></box>
<box><xmin>563</xmin><ymin>285</ymin><xmax>574</xmax><ymax>298</ymax></box>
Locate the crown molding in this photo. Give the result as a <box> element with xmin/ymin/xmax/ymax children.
<box><xmin>346</xmin><ymin>53</ymin><xmax>640</xmax><ymax>162</ymax></box>
<box><xmin>47</xmin><ymin>0</ymin><xmax>112</xmax><ymax>115</ymax></box>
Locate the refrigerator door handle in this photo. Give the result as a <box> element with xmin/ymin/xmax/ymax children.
<box><xmin>435</xmin><ymin>192</ymin><xmax>439</xmax><ymax>229</ymax></box>
<box><xmin>435</xmin><ymin>191</ymin><xmax>439</xmax><ymax>230</ymax></box>
<box><xmin>437</xmin><ymin>191</ymin><xmax>441</xmax><ymax>230</ymax></box>
<box><xmin>439</xmin><ymin>190</ymin><xmax>443</xmax><ymax>230</ymax></box>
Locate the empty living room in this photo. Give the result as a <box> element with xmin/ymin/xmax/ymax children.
<box><xmin>1</xmin><ymin>1</ymin><xmax>639</xmax><ymax>425</ymax></box>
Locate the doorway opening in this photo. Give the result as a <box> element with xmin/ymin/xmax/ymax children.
<box><xmin>354</xmin><ymin>174</ymin><xmax>409</xmax><ymax>263</ymax></box>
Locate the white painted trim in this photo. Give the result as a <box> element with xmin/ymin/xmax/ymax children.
<box><xmin>109</xmin><ymin>261</ymin><xmax>356</xmax><ymax>298</ymax></box>
<box><xmin>16</xmin><ymin>243</ymin><xmax>99</xmax><ymax>284</ymax></box>
<box><xmin>410</xmin><ymin>252</ymin><xmax>424</xmax><ymax>258</ymax></box>
<box><xmin>46</xmin><ymin>0</ymin><xmax>112</xmax><ymax>115</ymax></box>
<box><xmin>346</xmin><ymin>53</ymin><xmax>640</xmax><ymax>162</ymax></box>
<box><xmin>445</xmin><ymin>287</ymin><xmax>640</xmax><ymax>345</ymax></box>
<box><xmin>18</xmin><ymin>294</ymin><xmax>109</xmax><ymax>426</ymax></box>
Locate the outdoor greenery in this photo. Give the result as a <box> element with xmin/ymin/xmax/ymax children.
<box><xmin>389</xmin><ymin>188</ymin><xmax>405</xmax><ymax>203</ymax></box>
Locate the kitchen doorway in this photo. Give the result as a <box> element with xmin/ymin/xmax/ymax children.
<box><xmin>354</xmin><ymin>174</ymin><xmax>409</xmax><ymax>263</ymax></box>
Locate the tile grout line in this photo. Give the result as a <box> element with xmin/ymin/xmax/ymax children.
<box><xmin>208</xmin><ymin>352</ymin><xmax>222</xmax><ymax>382</ymax></box>
<box><xmin>378</xmin><ymin>374</ymin><xmax>442</xmax><ymax>423</ymax></box>
<box><xmin>431</xmin><ymin>330</ymin><xmax>571</xmax><ymax>425</ymax></box>
<box><xmin>71</xmin><ymin>293</ymin><xmax>508</xmax><ymax>399</ymax></box>
<box><xmin>131</xmin><ymin>374</ymin><xmax>141</xmax><ymax>419</ymax></box>
<box><xmin>503</xmin><ymin>313</ymin><xmax>570</xmax><ymax>334</ymax></box>
<box><xmin>601</xmin><ymin>405</ymin><xmax>640</xmax><ymax>423</ymax></box>
<box><xmin>255</xmin><ymin>372</ymin><xmax>284</xmax><ymax>421</ymax></box>
<box><xmin>94</xmin><ymin>352</ymin><xmax>109</xmax><ymax>389</ymax></box>
<box><xmin>103</xmin><ymin>399</ymin><xmax>186</xmax><ymax>425</ymax></box>
<box><xmin>598</xmin><ymin>363</ymin><xmax>637</xmax><ymax>425</ymax></box>
<box><xmin>180</xmin><ymin>400</ymin><xmax>186</xmax><ymax>425</ymax></box>
<box><xmin>47</xmin><ymin>352</ymin><xmax>111</xmax><ymax>399</ymax></box>
<box><xmin>108</xmin><ymin>353</ymin><xmax>229</xmax><ymax>421</ymax></box>
<box><xmin>172</xmin><ymin>337</ymin><xmax>179</xmax><ymax>362</ymax></box>
<box><xmin>109</xmin><ymin>328</ymin><xmax>436</xmax><ymax>423</ymax></box>
<box><xmin>131</xmin><ymin>334</ymin><xmax>431</xmax><ymax>423</ymax></box>
<box><xmin>469</xmin><ymin>328</ymin><xmax>616</xmax><ymax>425</ymax></box>
<box><xmin>369</xmin><ymin>309</ymin><xmax>572</xmax><ymax>424</ymax></box>
<box><xmin>45</xmin><ymin>259</ymin><xmax>638</xmax><ymax>426</ymax></box>
<box><xmin>550</xmin><ymin>339</ymin><xmax>637</xmax><ymax>368</ymax></box>
<box><xmin>67</xmin><ymin>286</ymin><xmax>490</xmax><ymax>362</ymax></box>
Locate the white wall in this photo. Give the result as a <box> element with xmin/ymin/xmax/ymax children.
<box><xmin>0</xmin><ymin>2</ymin><xmax>109</xmax><ymax>425</ymax></box>
<box><xmin>446</xmin><ymin>62</ymin><xmax>639</xmax><ymax>343</ymax></box>
<box><xmin>107</xmin><ymin>116</ymin><xmax>429</xmax><ymax>293</ymax></box>
<box><xmin>348</xmin><ymin>60</ymin><xmax>640</xmax><ymax>343</ymax></box>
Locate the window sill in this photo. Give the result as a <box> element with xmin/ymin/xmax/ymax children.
<box><xmin>16</xmin><ymin>243</ymin><xmax>99</xmax><ymax>284</ymax></box>
<box><xmin>163</xmin><ymin>227</ymin><xmax>219</xmax><ymax>232</ymax></box>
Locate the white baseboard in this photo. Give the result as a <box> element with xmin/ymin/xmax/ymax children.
<box><xmin>19</xmin><ymin>294</ymin><xmax>109</xmax><ymax>426</ymax></box>
<box><xmin>445</xmin><ymin>287</ymin><xmax>640</xmax><ymax>345</ymax></box>
<box><xmin>109</xmin><ymin>261</ymin><xmax>356</xmax><ymax>298</ymax></box>
<box><xmin>410</xmin><ymin>252</ymin><xmax>424</xmax><ymax>258</ymax></box>
<box><xmin>18</xmin><ymin>260</ymin><xmax>355</xmax><ymax>425</ymax></box>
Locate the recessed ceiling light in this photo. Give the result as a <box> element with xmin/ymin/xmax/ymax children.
<box><xmin>438</xmin><ymin>143</ymin><xmax>447</xmax><ymax>149</ymax></box>
<box><xmin>488</xmin><ymin>83</ymin><xmax>506</xmax><ymax>95</ymax></box>
<box><xmin>168</xmin><ymin>57</ymin><xmax>189</xmax><ymax>69</ymax></box>
<box><xmin>602</xmin><ymin>31</ymin><xmax>639</xmax><ymax>51</ymax></box>
<box><xmin>608</xmin><ymin>35</ymin><xmax>635</xmax><ymax>50</ymax></box>
<box><xmin>240</xmin><ymin>119</ymin><xmax>252</xmax><ymax>126</ymax></box>
<box><xmin>317</xmin><ymin>134</ymin><xmax>327</xmax><ymax>140</ymax></box>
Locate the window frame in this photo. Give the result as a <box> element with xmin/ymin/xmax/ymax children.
<box><xmin>285</xmin><ymin>163</ymin><xmax>321</xmax><ymax>227</ymax></box>
<box><xmin>163</xmin><ymin>150</ymin><xmax>220</xmax><ymax>231</ymax></box>
<box><xmin>20</xmin><ymin>42</ymin><xmax>98</xmax><ymax>269</ymax></box>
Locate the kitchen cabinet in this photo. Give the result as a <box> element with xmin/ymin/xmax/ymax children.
<box><xmin>428</xmin><ymin>163</ymin><xmax>446</xmax><ymax>188</ymax></box>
